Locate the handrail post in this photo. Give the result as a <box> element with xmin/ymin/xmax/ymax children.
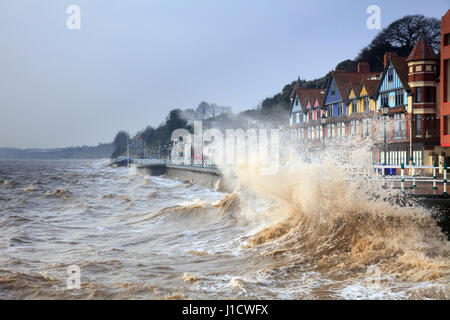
<box><xmin>444</xmin><ymin>164</ymin><xmax>448</xmax><ymax>196</ymax></box>
<box><xmin>400</xmin><ymin>163</ymin><xmax>405</xmax><ymax>193</ymax></box>
<box><xmin>432</xmin><ymin>162</ymin><xmax>437</xmax><ymax>191</ymax></box>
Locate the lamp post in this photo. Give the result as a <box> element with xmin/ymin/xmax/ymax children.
<box><xmin>126</xmin><ymin>135</ymin><xmax>130</xmax><ymax>168</ymax></box>
<box><xmin>320</xmin><ymin>113</ymin><xmax>327</xmax><ymax>152</ymax></box>
<box><xmin>162</xmin><ymin>145</ymin><xmax>166</xmax><ymax>163</ymax></box>
<box><xmin>381</xmin><ymin>104</ymin><xmax>390</xmax><ymax>165</ymax></box>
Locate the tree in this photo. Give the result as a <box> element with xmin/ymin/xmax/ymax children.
<box><xmin>382</xmin><ymin>15</ymin><xmax>440</xmax><ymax>53</ymax></box>
<box><xmin>166</xmin><ymin>109</ymin><xmax>187</xmax><ymax>134</ymax></box>
<box><xmin>197</xmin><ymin>101</ymin><xmax>211</xmax><ymax>119</ymax></box>
<box><xmin>357</xmin><ymin>14</ymin><xmax>440</xmax><ymax>71</ymax></box>
<box><xmin>111</xmin><ymin>131</ymin><xmax>129</xmax><ymax>158</ymax></box>
<box><xmin>335</xmin><ymin>59</ymin><xmax>358</xmax><ymax>72</ymax></box>
<box><xmin>113</xmin><ymin>131</ymin><xmax>129</xmax><ymax>147</ymax></box>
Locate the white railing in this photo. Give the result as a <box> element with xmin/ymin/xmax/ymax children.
<box><xmin>337</xmin><ymin>163</ymin><xmax>448</xmax><ymax>195</ymax></box>
<box><xmin>132</xmin><ymin>158</ymin><xmax>447</xmax><ymax>195</ymax></box>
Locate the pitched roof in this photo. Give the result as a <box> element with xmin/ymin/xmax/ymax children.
<box><xmin>407</xmin><ymin>34</ymin><xmax>437</xmax><ymax>62</ymax></box>
<box><xmin>290</xmin><ymin>85</ymin><xmax>324</xmax><ymax>112</ymax></box>
<box><xmin>375</xmin><ymin>55</ymin><xmax>411</xmax><ymax>97</ymax></box>
<box><xmin>389</xmin><ymin>55</ymin><xmax>410</xmax><ymax>91</ymax></box>
<box><xmin>360</xmin><ymin>79</ymin><xmax>380</xmax><ymax>99</ymax></box>
<box><xmin>305</xmin><ymin>89</ymin><xmax>325</xmax><ymax>107</ymax></box>
<box><xmin>330</xmin><ymin>71</ymin><xmax>377</xmax><ymax>101</ymax></box>
<box><xmin>313</xmin><ymin>90</ymin><xmax>326</xmax><ymax>106</ymax></box>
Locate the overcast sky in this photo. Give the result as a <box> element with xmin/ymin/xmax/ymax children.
<box><xmin>0</xmin><ymin>0</ymin><xmax>448</xmax><ymax>148</ymax></box>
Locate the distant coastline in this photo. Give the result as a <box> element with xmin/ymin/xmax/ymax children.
<box><xmin>0</xmin><ymin>143</ymin><xmax>114</xmax><ymax>160</ymax></box>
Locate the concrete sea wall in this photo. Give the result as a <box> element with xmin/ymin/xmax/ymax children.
<box><xmin>136</xmin><ymin>164</ymin><xmax>236</xmax><ymax>192</ymax></box>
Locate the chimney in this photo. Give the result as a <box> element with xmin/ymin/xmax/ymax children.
<box><xmin>357</xmin><ymin>62</ymin><xmax>370</xmax><ymax>73</ymax></box>
<box><xmin>384</xmin><ymin>52</ymin><xmax>396</xmax><ymax>68</ymax></box>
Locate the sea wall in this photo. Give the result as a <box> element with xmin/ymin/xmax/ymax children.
<box><xmin>136</xmin><ymin>164</ymin><xmax>236</xmax><ymax>192</ymax></box>
<box><xmin>166</xmin><ymin>165</ymin><xmax>221</xmax><ymax>189</ymax></box>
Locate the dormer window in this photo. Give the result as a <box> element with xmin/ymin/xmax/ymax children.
<box><xmin>363</xmin><ymin>97</ymin><xmax>370</xmax><ymax>112</ymax></box>
<box><xmin>388</xmin><ymin>67</ymin><xmax>394</xmax><ymax>82</ymax></box>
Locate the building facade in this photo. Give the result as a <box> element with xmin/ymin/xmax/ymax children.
<box><xmin>441</xmin><ymin>10</ymin><xmax>450</xmax><ymax>149</ymax></box>
<box><xmin>289</xmin><ymin>31</ymin><xmax>447</xmax><ymax>167</ymax></box>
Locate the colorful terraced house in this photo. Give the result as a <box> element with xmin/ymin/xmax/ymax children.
<box><xmin>289</xmin><ymin>24</ymin><xmax>449</xmax><ymax>167</ymax></box>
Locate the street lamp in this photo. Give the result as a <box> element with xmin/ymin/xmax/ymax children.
<box><xmin>320</xmin><ymin>113</ymin><xmax>327</xmax><ymax>152</ymax></box>
<box><xmin>163</xmin><ymin>145</ymin><xmax>166</xmax><ymax>162</ymax></box>
<box><xmin>381</xmin><ymin>104</ymin><xmax>389</xmax><ymax>165</ymax></box>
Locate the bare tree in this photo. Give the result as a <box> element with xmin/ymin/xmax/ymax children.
<box><xmin>357</xmin><ymin>14</ymin><xmax>441</xmax><ymax>71</ymax></box>
<box><xmin>382</xmin><ymin>15</ymin><xmax>441</xmax><ymax>53</ymax></box>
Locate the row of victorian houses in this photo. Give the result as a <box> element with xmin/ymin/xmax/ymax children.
<box><xmin>289</xmin><ymin>9</ymin><xmax>450</xmax><ymax>168</ymax></box>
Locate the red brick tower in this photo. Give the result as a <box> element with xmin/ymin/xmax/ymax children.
<box><xmin>441</xmin><ymin>10</ymin><xmax>450</xmax><ymax>147</ymax></box>
<box><xmin>407</xmin><ymin>34</ymin><xmax>439</xmax><ymax>115</ymax></box>
<box><xmin>407</xmin><ymin>34</ymin><xmax>439</xmax><ymax>153</ymax></box>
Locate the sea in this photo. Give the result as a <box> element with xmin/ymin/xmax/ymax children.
<box><xmin>0</xmin><ymin>159</ymin><xmax>449</xmax><ymax>299</ymax></box>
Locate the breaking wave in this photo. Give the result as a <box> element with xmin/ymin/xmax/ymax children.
<box><xmin>231</xmin><ymin>162</ymin><xmax>450</xmax><ymax>287</ymax></box>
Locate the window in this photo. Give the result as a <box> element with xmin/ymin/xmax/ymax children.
<box><xmin>352</xmin><ymin>100</ymin><xmax>358</xmax><ymax>113</ymax></box>
<box><xmin>395</xmin><ymin>89</ymin><xmax>404</xmax><ymax>106</ymax></box>
<box><xmin>363</xmin><ymin>97</ymin><xmax>370</xmax><ymax>112</ymax></box>
<box><xmin>445</xmin><ymin>33</ymin><xmax>450</xmax><ymax>46</ymax></box>
<box><xmin>315</xmin><ymin>126</ymin><xmax>320</xmax><ymax>140</ymax></box>
<box><xmin>415</xmin><ymin>87</ymin><xmax>422</xmax><ymax>103</ymax></box>
<box><xmin>328</xmin><ymin>105</ymin><xmax>333</xmax><ymax>118</ymax></box>
<box><xmin>296</xmin><ymin>113</ymin><xmax>300</xmax><ymax>123</ymax></box>
<box><xmin>413</xmin><ymin>149</ymin><xmax>423</xmax><ymax>166</ymax></box>
<box><xmin>424</xmin><ymin>87</ymin><xmax>436</xmax><ymax>103</ymax></box>
<box><xmin>381</xmin><ymin>92</ymin><xmax>389</xmax><ymax>106</ymax></box>
<box><xmin>393</xmin><ymin>114</ymin><xmax>406</xmax><ymax>139</ymax></box>
<box><xmin>351</xmin><ymin>120</ymin><xmax>360</xmax><ymax>137</ymax></box>
<box><xmin>327</xmin><ymin>124</ymin><xmax>331</xmax><ymax>138</ymax></box>
<box><xmin>362</xmin><ymin>119</ymin><xmax>371</xmax><ymax>137</ymax></box>
<box><xmin>424</xmin><ymin>116</ymin><xmax>435</xmax><ymax>138</ymax></box>
<box><xmin>446</xmin><ymin>59</ymin><xmax>450</xmax><ymax>103</ymax></box>
<box><xmin>389</xmin><ymin>150</ymin><xmax>407</xmax><ymax>165</ymax></box>
<box><xmin>337</xmin><ymin>123</ymin><xmax>343</xmax><ymax>137</ymax></box>
<box><xmin>388</xmin><ymin>67</ymin><xmax>394</xmax><ymax>82</ymax></box>
<box><xmin>415</xmin><ymin>115</ymin><xmax>422</xmax><ymax>137</ymax></box>
<box><xmin>338</xmin><ymin>102</ymin><xmax>345</xmax><ymax>116</ymax></box>
<box><xmin>416</xmin><ymin>65</ymin><xmax>422</xmax><ymax>72</ymax></box>
<box><xmin>331</xmin><ymin>85</ymin><xmax>335</xmax><ymax>96</ymax></box>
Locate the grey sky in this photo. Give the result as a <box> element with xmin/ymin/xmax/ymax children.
<box><xmin>0</xmin><ymin>0</ymin><xmax>448</xmax><ymax>148</ymax></box>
